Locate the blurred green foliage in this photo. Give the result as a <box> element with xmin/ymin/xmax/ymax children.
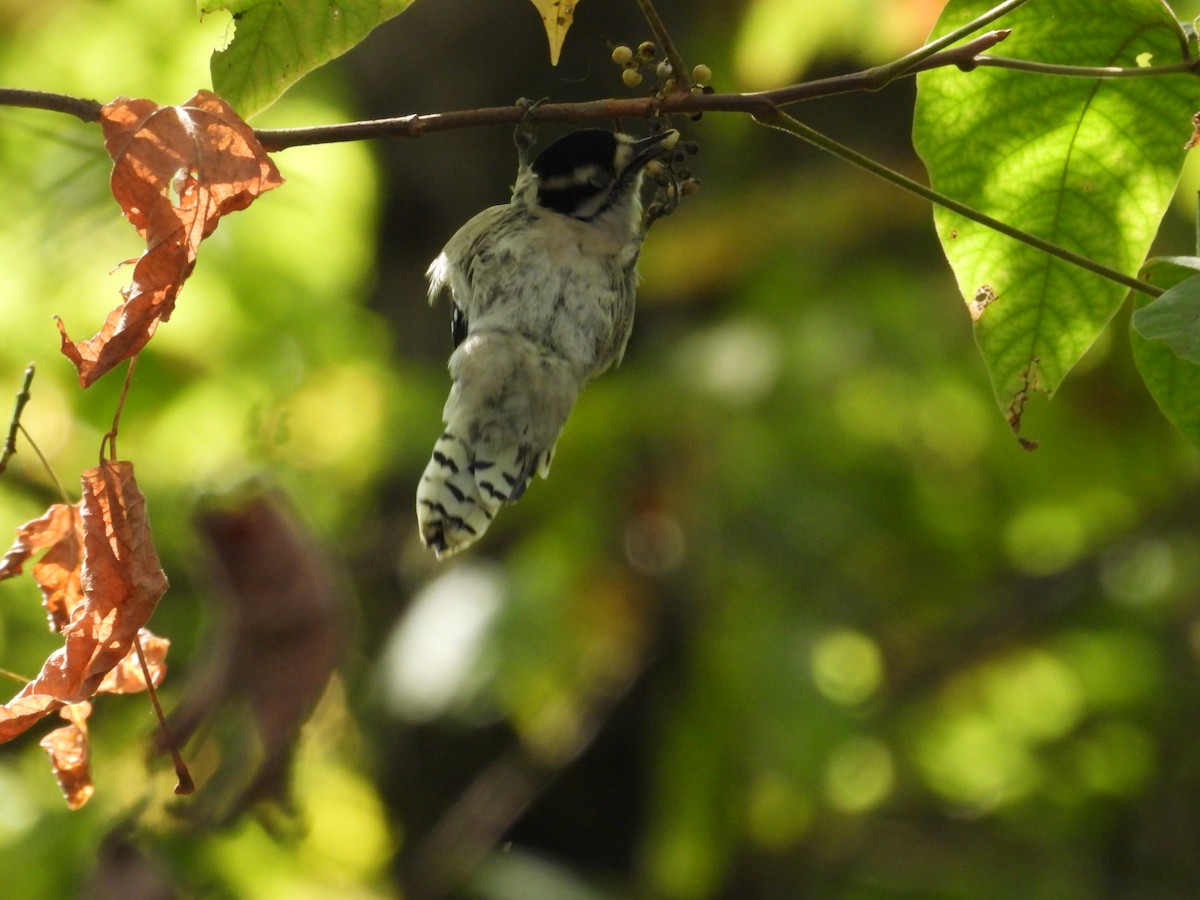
<box><xmin>2</xmin><ymin>0</ymin><xmax>1200</xmax><ymax>898</ymax></box>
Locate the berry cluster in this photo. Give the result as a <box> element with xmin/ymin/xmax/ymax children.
<box><xmin>643</xmin><ymin>123</ymin><xmax>700</xmax><ymax>223</ymax></box>
<box><xmin>610</xmin><ymin>41</ymin><xmax>714</xmax><ymax>102</ymax></box>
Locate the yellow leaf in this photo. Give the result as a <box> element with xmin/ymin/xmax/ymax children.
<box><xmin>528</xmin><ymin>0</ymin><xmax>579</xmax><ymax>66</ymax></box>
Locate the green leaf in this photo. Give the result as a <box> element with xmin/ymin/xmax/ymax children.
<box><xmin>203</xmin><ymin>0</ymin><xmax>415</xmax><ymax>119</ymax></box>
<box><xmin>1131</xmin><ymin>272</ymin><xmax>1200</xmax><ymax>362</ymax></box>
<box><xmin>1131</xmin><ymin>260</ymin><xmax>1200</xmax><ymax>446</ymax></box>
<box><xmin>913</xmin><ymin>0</ymin><xmax>1194</xmax><ymax>437</ymax></box>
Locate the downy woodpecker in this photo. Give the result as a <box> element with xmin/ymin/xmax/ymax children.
<box><xmin>417</xmin><ymin>127</ymin><xmax>677</xmax><ymax>557</ymax></box>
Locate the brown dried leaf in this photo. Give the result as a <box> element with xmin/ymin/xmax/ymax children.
<box><xmin>0</xmin><ymin>503</ymin><xmax>83</xmax><ymax>631</ymax></box>
<box><xmin>58</xmin><ymin>91</ymin><xmax>284</xmax><ymax>387</ymax></box>
<box><xmin>35</xmin><ymin>513</ymin><xmax>85</xmax><ymax>632</ymax></box>
<box><xmin>0</xmin><ymin>460</ymin><xmax>168</xmax><ymax>743</ymax></box>
<box><xmin>40</xmin><ymin>701</ymin><xmax>94</xmax><ymax>810</ymax></box>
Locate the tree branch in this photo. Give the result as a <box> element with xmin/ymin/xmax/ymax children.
<box><xmin>0</xmin><ymin>88</ymin><xmax>101</xmax><ymax>122</ymax></box>
<box><xmin>250</xmin><ymin>30</ymin><xmax>1014</xmax><ymax>151</ymax></box>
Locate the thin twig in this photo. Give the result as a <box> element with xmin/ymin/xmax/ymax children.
<box><xmin>0</xmin><ymin>363</ymin><xmax>34</xmax><ymax>477</ymax></box>
<box><xmin>634</xmin><ymin>0</ymin><xmax>690</xmax><ymax>93</ymax></box>
<box><xmin>19</xmin><ymin>425</ymin><xmax>70</xmax><ymax>505</ymax></box>
<box><xmin>753</xmin><ymin>108</ymin><xmax>1164</xmax><ymax>299</ymax></box>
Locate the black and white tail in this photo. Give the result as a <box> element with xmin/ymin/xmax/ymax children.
<box><xmin>416</xmin><ymin>331</ymin><xmax>577</xmax><ymax>558</ymax></box>
<box><xmin>416</xmin><ymin>432</ymin><xmax>555</xmax><ymax>557</ymax></box>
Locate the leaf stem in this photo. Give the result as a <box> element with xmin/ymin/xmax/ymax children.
<box><xmin>19</xmin><ymin>425</ymin><xmax>70</xmax><ymax>505</ymax></box>
<box><xmin>753</xmin><ymin>108</ymin><xmax>1164</xmax><ymax>299</ymax></box>
<box><xmin>0</xmin><ymin>364</ymin><xmax>34</xmax><ymax>478</ymax></box>
<box><xmin>100</xmin><ymin>356</ymin><xmax>138</xmax><ymax>464</ymax></box>
<box><xmin>977</xmin><ymin>56</ymin><xmax>1200</xmax><ymax>77</ymax></box>
<box><xmin>133</xmin><ymin>633</ymin><xmax>194</xmax><ymax>796</ymax></box>
<box><xmin>0</xmin><ymin>665</ymin><xmax>33</xmax><ymax>684</ymax></box>
<box><xmin>867</xmin><ymin>0</ymin><xmax>1032</xmax><ymax>85</ymax></box>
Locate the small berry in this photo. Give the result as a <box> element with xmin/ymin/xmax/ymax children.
<box><xmin>622</xmin><ymin>68</ymin><xmax>644</xmax><ymax>88</ymax></box>
<box><xmin>692</xmin><ymin>63</ymin><xmax>712</xmax><ymax>85</ymax></box>
<box><xmin>656</xmin><ymin>61</ymin><xmax>673</xmax><ymax>79</ymax></box>
<box><xmin>662</xmin><ymin>77</ymin><xmax>676</xmax><ymax>94</ymax></box>
<box><xmin>611</xmin><ymin>45</ymin><xmax>633</xmax><ymax>65</ymax></box>
<box><xmin>637</xmin><ymin>41</ymin><xmax>657</xmax><ymax>61</ymax></box>
<box><xmin>681</xmin><ymin>179</ymin><xmax>700</xmax><ymax>196</ymax></box>
<box><xmin>644</xmin><ymin>160</ymin><xmax>664</xmax><ymax>179</ymax></box>
<box><xmin>683</xmin><ymin>140</ymin><xmax>700</xmax><ymax>155</ymax></box>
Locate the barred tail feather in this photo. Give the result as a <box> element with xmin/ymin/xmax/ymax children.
<box><xmin>416</xmin><ymin>431</ymin><xmax>556</xmax><ymax>557</ymax></box>
<box><xmin>417</xmin><ymin>331</ymin><xmax>578</xmax><ymax>557</ymax></box>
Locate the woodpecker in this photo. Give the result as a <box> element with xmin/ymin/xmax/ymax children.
<box><xmin>417</xmin><ymin>127</ymin><xmax>677</xmax><ymax>557</ymax></box>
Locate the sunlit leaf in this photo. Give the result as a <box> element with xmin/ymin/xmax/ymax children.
<box><xmin>0</xmin><ymin>461</ymin><xmax>168</xmax><ymax>744</ymax></box>
<box><xmin>0</xmin><ymin>503</ymin><xmax>83</xmax><ymax>631</ymax></box>
<box><xmin>204</xmin><ymin>0</ymin><xmax>417</xmax><ymax>118</ymax></box>
<box><xmin>527</xmin><ymin>0</ymin><xmax>580</xmax><ymax>66</ymax></box>
<box><xmin>39</xmin><ymin>701</ymin><xmax>94</xmax><ymax>810</ymax></box>
<box><xmin>58</xmin><ymin>92</ymin><xmax>284</xmax><ymax>387</ymax></box>
<box><xmin>913</xmin><ymin>0</ymin><xmax>1194</xmax><ymax>437</ymax></box>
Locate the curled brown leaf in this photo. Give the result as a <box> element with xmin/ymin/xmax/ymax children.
<box><xmin>0</xmin><ymin>460</ymin><xmax>168</xmax><ymax>744</ymax></box>
<box><xmin>39</xmin><ymin>701</ymin><xmax>94</xmax><ymax>810</ymax></box>
<box><xmin>0</xmin><ymin>502</ymin><xmax>83</xmax><ymax>631</ymax></box>
<box><xmin>58</xmin><ymin>91</ymin><xmax>284</xmax><ymax>387</ymax></box>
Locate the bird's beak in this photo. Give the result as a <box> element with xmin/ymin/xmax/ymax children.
<box><xmin>630</xmin><ymin>129</ymin><xmax>679</xmax><ymax>169</ymax></box>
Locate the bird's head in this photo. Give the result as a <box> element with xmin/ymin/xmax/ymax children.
<box><xmin>529</xmin><ymin>128</ymin><xmax>678</xmax><ymax>222</ymax></box>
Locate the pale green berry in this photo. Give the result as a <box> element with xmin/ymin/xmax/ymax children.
<box><xmin>611</xmin><ymin>45</ymin><xmax>634</xmax><ymax>65</ymax></box>
<box><xmin>692</xmin><ymin>63</ymin><xmax>712</xmax><ymax>85</ymax></box>
<box><xmin>622</xmin><ymin>68</ymin><xmax>644</xmax><ymax>88</ymax></box>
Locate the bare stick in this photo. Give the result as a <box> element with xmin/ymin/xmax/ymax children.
<box><xmin>0</xmin><ymin>364</ymin><xmax>34</xmax><ymax>477</ymax></box>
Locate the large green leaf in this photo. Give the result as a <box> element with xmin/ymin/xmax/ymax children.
<box><xmin>913</xmin><ymin>0</ymin><xmax>1195</xmax><ymax>437</ymax></box>
<box><xmin>203</xmin><ymin>0</ymin><xmax>415</xmax><ymax>118</ymax></box>
<box><xmin>1131</xmin><ymin>258</ymin><xmax>1200</xmax><ymax>446</ymax></box>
